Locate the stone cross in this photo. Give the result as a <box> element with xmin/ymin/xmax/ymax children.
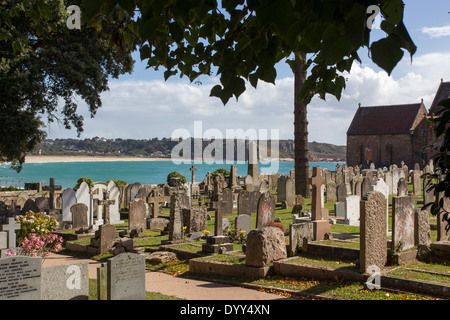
<box><xmin>214</xmin><ymin>203</ymin><xmax>224</xmax><ymax>237</ymax></box>
<box><xmin>308</xmin><ymin>167</ymin><xmax>325</xmax><ymax>220</ymax></box>
<box><xmin>97</xmin><ymin>191</ymin><xmax>115</xmax><ymax>225</ymax></box>
<box><xmin>147</xmin><ymin>195</ymin><xmax>164</xmax><ymax>218</ymax></box>
<box><xmin>43</xmin><ymin>178</ymin><xmax>62</xmax><ymax>209</ymax></box>
<box><xmin>0</xmin><ymin>217</ymin><xmax>20</xmax><ymax>249</ymax></box>
<box><xmin>190</xmin><ymin>165</ymin><xmax>197</xmax><ymax>184</ymax></box>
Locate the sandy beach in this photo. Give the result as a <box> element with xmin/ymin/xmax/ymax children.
<box><xmin>25</xmin><ymin>155</ymin><xmax>173</xmax><ymax>163</ymax></box>
<box><xmin>24</xmin><ymin>155</ymin><xmax>295</xmax><ymax>163</ymax></box>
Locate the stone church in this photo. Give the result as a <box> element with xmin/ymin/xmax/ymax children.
<box><xmin>346</xmin><ymin>79</ymin><xmax>449</xmax><ymax>168</ymax></box>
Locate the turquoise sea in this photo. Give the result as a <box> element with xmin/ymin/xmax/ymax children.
<box><xmin>0</xmin><ymin>161</ymin><xmax>345</xmax><ymax>189</ymax></box>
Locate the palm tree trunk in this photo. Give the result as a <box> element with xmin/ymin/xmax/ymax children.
<box><xmin>294</xmin><ymin>52</ymin><xmax>310</xmax><ymax>197</ymax></box>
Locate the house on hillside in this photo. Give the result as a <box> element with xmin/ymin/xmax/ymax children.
<box><xmin>346</xmin><ymin>79</ymin><xmax>450</xmax><ymax>169</ymax></box>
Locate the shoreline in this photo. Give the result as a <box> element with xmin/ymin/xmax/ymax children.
<box><xmin>25</xmin><ymin>155</ymin><xmax>174</xmax><ymax>163</ymax></box>
<box><xmin>24</xmin><ymin>155</ymin><xmax>343</xmax><ymax>164</ymax></box>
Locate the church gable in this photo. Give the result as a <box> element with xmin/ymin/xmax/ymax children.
<box><xmin>429</xmin><ymin>80</ymin><xmax>450</xmax><ymax>116</ymax></box>
<box><xmin>347</xmin><ymin>103</ymin><xmax>424</xmax><ymax>136</ymax></box>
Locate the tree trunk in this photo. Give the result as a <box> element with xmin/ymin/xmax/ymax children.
<box><xmin>294</xmin><ymin>52</ymin><xmax>310</xmax><ymax>197</ymax></box>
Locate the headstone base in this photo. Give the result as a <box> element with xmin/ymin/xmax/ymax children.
<box><xmin>201</xmin><ymin>242</ymin><xmax>234</xmax><ymax>254</ymax></box>
<box><xmin>312</xmin><ymin>220</ymin><xmax>331</xmax><ymax>241</ymax></box>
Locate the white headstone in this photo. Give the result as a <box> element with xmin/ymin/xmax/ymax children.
<box><xmin>108</xmin><ymin>181</ymin><xmax>123</xmax><ymax>224</ymax></box>
<box><xmin>75</xmin><ymin>182</ymin><xmax>91</xmax><ymax>227</ymax></box>
<box><xmin>62</xmin><ymin>188</ymin><xmax>77</xmax><ymax>222</ymax></box>
<box><xmin>372</xmin><ymin>178</ymin><xmax>390</xmax><ymax>233</ymax></box>
<box><xmin>344</xmin><ymin>195</ymin><xmax>360</xmax><ymax>226</ymax></box>
<box><xmin>92</xmin><ymin>182</ymin><xmax>108</xmax><ymax>228</ymax></box>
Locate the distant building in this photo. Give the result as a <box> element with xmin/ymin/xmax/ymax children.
<box><xmin>346</xmin><ymin>79</ymin><xmax>449</xmax><ymax>168</ymax></box>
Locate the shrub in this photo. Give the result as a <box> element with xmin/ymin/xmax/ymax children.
<box><xmin>212</xmin><ymin>168</ymin><xmax>229</xmax><ymax>176</ymax></box>
<box><xmin>266</xmin><ymin>221</ymin><xmax>285</xmax><ymax>233</ymax></box>
<box><xmin>74</xmin><ymin>177</ymin><xmax>94</xmax><ymax>189</ymax></box>
<box><xmin>12</xmin><ymin>212</ymin><xmax>63</xmax><ymax>259</ymax></box>
<box><xmin>167</xmin><ymin>171</ymin><xmax>187</xmax><ymax>186</ymax></box>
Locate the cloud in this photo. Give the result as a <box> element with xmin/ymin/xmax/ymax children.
<box><xmin>45</xmin><ymin>51</ymin><xmax>450</xmax><ymax>146</ymax></box>
<box><xmin>422</xmin><ymin>25</ymin><xmax>450</xmax><ymax>38</ymax></box>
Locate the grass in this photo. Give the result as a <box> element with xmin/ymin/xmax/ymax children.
<box><xmin>88</xmin><ymin>279</ymin><xmax>184</xmax><ymax>300</ymax></box>
<box><xmin>61</xmin><ymin>177</ymin><xmax>448</xmax><ymax>301</ymax></box>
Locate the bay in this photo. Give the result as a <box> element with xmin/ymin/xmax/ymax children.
<box><xmin>0</xmin><ymin>161</ymin><xmax>344</xmax><ymax>189</ymax></box>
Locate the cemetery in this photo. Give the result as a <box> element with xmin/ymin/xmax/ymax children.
<box><xmin>0</xmin><ymin>158</ymin><xmax>449</xmax><ymax>300</ymax></box>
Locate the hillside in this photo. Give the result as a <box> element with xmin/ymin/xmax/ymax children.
<box><xmin>32</xmin><ymin>138</ymin><xmax>346</xmax><ymax>162</ymax></box>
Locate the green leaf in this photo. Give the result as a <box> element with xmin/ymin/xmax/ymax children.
<box><xmin>370</xmin><ymin>36</ymin><xmax>404</xmax><ymax>75</ymax></box>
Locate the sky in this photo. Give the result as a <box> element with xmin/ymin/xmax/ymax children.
<box><xmin>44</xmin><ymin>1</ymin><xmax>450</xmax><ymax>146</ymax></box>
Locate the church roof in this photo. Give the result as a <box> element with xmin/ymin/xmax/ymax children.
<box><xmin>429</xmin><ymin>80</ymin><xmax>450</xmax><ymax>115</ymax></box>
<box><xmin>347</xmin><ymin>103</ymin><xmax>424</xmax><ymax>135</ymax></box>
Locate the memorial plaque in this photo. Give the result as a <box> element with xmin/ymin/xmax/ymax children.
<box><xmin>0</xmin><ymin>256</ymin><xmax>42</xmax><ymax>300</ymax></box>
<box><xmin>107</xmin><ymin>253</ymin><xmax>146</xmax><ymax>300</ymax></box>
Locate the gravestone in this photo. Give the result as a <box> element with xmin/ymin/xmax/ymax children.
<box><xmin>308</xmin><ymin>167</ymin><xmax>331</xmax><ymax>240</ymax></box>
<box><xmin>21</xmin><ymin>198</ymin><xmax>39</xmax><ymax>214</ymax></box>
<box><xmin>325</xmin><ymin>181</ymin><xmax>337</xmax><ymax>203</ymax></box>
<box><xmin>289</xmin><ymin>222</ymin><xmax>314</xmax><ymax>256</ymax></box>
<box><xmin>277</xmin><ymin>175</ymin><xmax>288</xmax><ymax>202</ymax></box>
<box><xmin>35</xmin><ymin>197</ymin><xmax>50</xmax><ymax>213</ymax></box>
<box><xmin>129</xmin><ymin>199</ymin><xmax>147</xmax><ymax>234</ymax></box>
<box><xmin>95</xmin><ymin>224</ymin><xmax>116</xmax><ymax>255</ymax></box>
<box><xmin>414</xmin><ymin>208</ymin><xmax>431</xmax><ymax>248</ymax></box>
<box><xmin>244</xmin><ymin>175</ymin><xmax>254</xmax><ymax>192</ymax></box>
<box><xmin>42</xmin><ymin>178</ymin><xmax>62</xmax><ymax>210</ymax></box>
<box><xmin>0</xmin><ymin>217</ymin><xmax>21</xmax><ymax>257</ymax></box>
<box><xmin>15</xmin><ymin>192</ymin><xmax>28</xmax><ymax>210</ymax></box>
<box><xmin>182</xmin><ymin>208</ymin><xmax>207</xmax><ymax>233</ymax></box>
<box><xmin>41</xmin><ymin>262</ymin><xmax>89</xmax><ymax>300</ymax></box>
<box><xmin>285</xmin><ymin>178</ymin><xmax>295</xmax><ymax>207</ymax></box>
<box><xmin>392</xmin><ymin>196</ymin><xmax>415</xmax><ymax>252</ymax></box>
<box><xmin>107</xmin><ymin>181</ymin><xmax>122</xmax><ymax>224</ymax></box>
<box><xmin>75</xmin><ymin>182</ymin><xmax>91</xmax><ymax>227</ymax></box>
<box><xmin>202</xmin><ymin>195</ymin><xmax>233</xmax><ymax>253</ymax></box>
<box><xmin>0</xmin><ymin>256</ymin><xmax>42</xmax><ymax>300</ymax></box>
<box><xmin>221</xmin><ymin>188</ymin><xmax>233</xmax><ymax>216</ymax></box>
<box><xmin>97</xmin><ymin>191</ymin><xmax>116</xmax><ymax>225</ymax></box>
<box><xmin>423</xmin><ymin>177</ymin><xmax>434</xmax><ymax>211</ymax></box>
<box><xmin>129</xmin><ymin>183</ymin><xmax>142</xmax><ymax>206</ymax></box>
<box><xmin>437</xmin><ymin>197</ymin><xmax>450</xmax><ymax>241</ymax></box>
<box><xmin>92</xmin><ymin>182</ymin><xmax>108</xmax><ymax>227</ymax></box>
<box><xmin>397</xmin><ymin>178</ymin><xmax>408</xmax><ymax>197</ymax></box>
<box><xmin>99</xmin><ymin>253</ymin><xmax>146</xmax><ymax>300</ymax></box>
<box><xmin>384</xmin><ymin>171</ymin><xmax>393</xmax><ymax>195</ymax></box>
<box><xmin>392</xmin><ymin>168</ymin><xmax>399</xmax><ymax>195</ymax></box>
<box><xmin>344</xmin><ymin>195</ymin><xmax>360</xmax><ymax>226</ymax></box>
<box><xmin>336</xmin><ymin>183</ymin><xmax>347</xmax><ymax>202</ymax></box>
<box><xmin>256</xmin><ymin>191</ymin><xmax>275</xmax><ymax>228</ymax></box>
<box><xmin>412</xmin><ymin>170</ymin><xmax>421</xmax><ymax>197</ymax></box>
<box><xmin>237</xmin><ymin>190</ymin><xmax>252</xmax><ymax>216</ymax></box>
<box><xmin>169</xmin><ymin>191</ymin><xmax>184</xmax><ymax>242</ymax></box>
<box><xmin>334</xmin><ymin>202</ymin><xmax>345</xmax><ymax>219</ymax></box>
<box><xmin>62</xmin><ymin>188</ymin><xmax>77</xmax><ymax>222</ymax></box>
<box><xmin>235</xmin><ymin>214</ymin><xmax>252</xmax><ymax>236</ymax></box>
<box><xmin>245</xmin><ymin>227</ymin><xmax>287</xmax><ymax>267</ymax></box>
<box><xmin>372</xmin><ymin>178</ymin><xmax>389</xmax><ymax>232</ymax></box>
<box><xmin>360</xmin><ymin>191</ymin><xmax>387</xmax><ymax>274</ymax></box>
<box><xmin>361</xmin><ymin>177</ymin><xmax>372</xmax><ymax>199</ymax></box>
<box><xmin>71</xmin><ymin>203</ymin><xmax>89</xmax><ymax>229</ymax></box>
<box><xmin>354</xmin><ymin>179</ymin><xmax>362</xmax><ymax>198</ymax></box>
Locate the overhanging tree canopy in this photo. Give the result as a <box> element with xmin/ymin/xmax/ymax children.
<box><xmin>82</xmin><ymin>0</ymin><xmax>416</xmax><ymax>105</ymax></box>
<box><xmin>0</xmin><ymin>0</ymin><xmax>136</xmax><ymax>171</ymax></box>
